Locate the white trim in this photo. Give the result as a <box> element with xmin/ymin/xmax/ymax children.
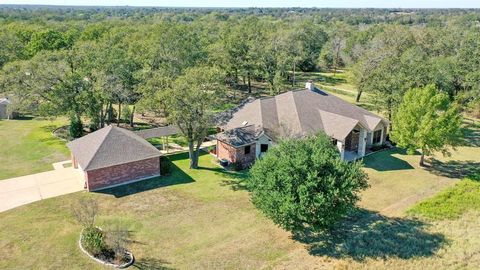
<box><xmin>79</xmin><ymin>227</ymin><xmax>134</xmax><ymax>268</ymax></box>
<box><xmin>89</xmin><ymin>173</ymin><xmax>160</xmax><ymax>192</ymax></box>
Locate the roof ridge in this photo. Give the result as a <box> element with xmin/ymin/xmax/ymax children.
<box><xmin>289</xmin><ymin>91</ymin><xmax>306</xmax><ymax>133</ymax></box>
<box><xmin>83</xmin><ymin>125</ymin><xmax>114</xmax><ymax>170</ymax></box>
<box><xmin>319</xmin><ymin>109</ymin><xmax>359</xmax><ymax>123</ymax></box>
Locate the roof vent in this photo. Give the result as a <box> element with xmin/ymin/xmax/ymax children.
<box><xmin>242</xmin><ymin>121</ymin><xmax>248</xmax><ymax>126</ymax></box>
<box><xmin>305</xmin><ymin>80</ymin><xmax>315</xmax><ymax>91</ymax></box>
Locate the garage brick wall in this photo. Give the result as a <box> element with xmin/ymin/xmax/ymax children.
<box><xmin>216</xmin><ymin>140</ymin><xmax>256</xmax><ymax>169</ymax></box>
<box><xmin>85</xmin><ymin>156</ymin><xmax>160</xmax><ymax>191</ymax></box>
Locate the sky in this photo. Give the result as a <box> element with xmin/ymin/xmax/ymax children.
<box><xmin>1</xmin><ymin>0</ymin><xmax>480</xmax><ymax>8</ymax></box>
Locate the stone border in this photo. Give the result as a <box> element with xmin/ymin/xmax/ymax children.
<box><xmin>51</xmin><ymin>125</ymin><xmax>71</xmax><ymax>142</ymax></box>
<box><xmin>78</xmin><ymin>228</ymin><xmax>134</xmax><ymax>269</ymax></box>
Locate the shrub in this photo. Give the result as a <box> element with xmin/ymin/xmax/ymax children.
<box><xmin>160</xmin><ymin>156</ymin><xmax>172</xmax><ymax>175</ymax></box>
<box><xmin>247</xmin><ymin>133</ymin><xmax>369</xmax><ymax>232</ymax></box>
<box><xmin>69</xmin><ymin>115</ymin><xmax>83</xmax><ymax>138</ymax></box>
<box><xmin>370</xmin><ymin>144</ymin><xmax>387</xmax><ymax>152</ymax></box>
<box><xmin>105</xmin><ymin>225</ymin><xmax>131</xmax><ymax>261</ymax></box>
<box><xmin>72</xmin><ymin>198</ymin><xmax>99</xmax><ymax>228</ymax></box>
<box><xmin>82</xmin><ymin>226</ymin><xmax>105</xmax><ymax>256</ymax></box>
<box><xmin>122</xmin><ymin>106</ymin><xmax>132</xmax><ymax>124</ymax></box>
<box><xmin>232</xmin><ymin>161</ymin><xmax>244</xmax><ymax>171</ymax></box>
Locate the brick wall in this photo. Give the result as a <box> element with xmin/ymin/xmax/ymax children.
<box><xmin>85</xmin><ymin>156</ymin><xmax>160</xmax><ymax>191</ymax></box>
<box><xmin>216</xmin><ymin>140</ymin><xmax>256</xmax><ymax>169</ymax></box>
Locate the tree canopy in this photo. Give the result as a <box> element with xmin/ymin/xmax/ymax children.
<box><xmin>0</xmin><ymin>6</ymin><xmax>478</xmax><ymax>143</ymax></box>
<box><xmin>390</xmin><ymin>84</ymin><xmax>463</xmax><ymax>166</ymax></box>
<box><xmin>247</xmin><ymin>134</ymin><xmax>369</xmax><ymax>232</ymax></box>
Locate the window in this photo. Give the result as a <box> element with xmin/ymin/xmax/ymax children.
<box><xmin>244</xmin><ymin>145</ymin><xmax>251</xmax><ymax>155</ymax></box>
<box><xmin>260</xmin><ymin>144</ymin><xmax>269</xmax><ymax>153</ymax></box>
<box><xmin>373</xmin><ymin>130</ymin><xmax>382</xmax><ymax>144</ymax></box>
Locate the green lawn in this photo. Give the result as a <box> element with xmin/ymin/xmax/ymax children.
<box><xmin>0</xmin><ymin>105</ymin><xmax>479</xmax><ymax>268</ymax></box>
<box><xmin>0</xmin><ymin>118</ymin><xmax>69</xmax><ymax>180</ymax></box>
<box><xmin>359</xmin><ymin>149</ymin><xmax>456</xmax><ymax>216</ymax></box>
<box><xmin>2</xmin><ymin>145</ymin><xmax>480</xmax><ymax>269</ymax></box>
<box><xmin>408</xmin><ymin>179</ymin><xmax>480</xmax><ymax>220</ymax></box>
<box><xmin>0</xmin><ymin>153</ymin><xmax>297</xmax><ymax>269</ymax></box>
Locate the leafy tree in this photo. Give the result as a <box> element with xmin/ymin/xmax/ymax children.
<box><xmin>69</xmin><ymin>114</ymin><xmax>84</xmax><ymax>138</ymax></box>
<box><xmin>352</xmin><ymin>26</ymin><xmax>418</xmax><ymax>119</ymax></box>
<box><xmin>164</xmin><ymin>66</ymin><xmax>226</xmax><ymax>169</ymax></box>
<box><xmin>391</xmin><ymin>84</ymin><xmax>463</xmax><ymax>167</ymax></box>
<box><xmin>247</xmin><ymin>134</ymin><xmax>369</xmax><ymax>232</ymax></box>
<box><xmin>0</xmin><ymin>31</ymin><xmax>25</xmax><ymax>68</ymax></box>
<box><xmin>25</xmin><ymin>29</ymin><xmax>71</xmax><ymax>56</ymax></box>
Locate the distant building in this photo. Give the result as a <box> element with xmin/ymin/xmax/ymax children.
<box><xmin>0</xmin><ymin>98</ymin><xmax>15</xmax><ymax>119</ymax></box>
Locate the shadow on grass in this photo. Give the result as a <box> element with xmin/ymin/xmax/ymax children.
<box><xmin>293</xmin><ymin>209</ymin><xmax>446</xmax><ymax>261</ymax></box>
<box><xmin>363</xmin><ymin>148</ymin><xmax>414</xmax><ymax>171</ymax></box>
<box><xmin>12</xmin><ymin>115</ymin><xmax>34</xmax><ymax>120</ymax></box>
<box><xmin>427</xmin><ymin>159</ymin><xmax>480</xmax><ymax>179</ymax></box>
<box><xmin>197</xmin><ymin>165</ymin><xmax>249</xmax><ymax>191</ymax></box>
<box><xmin>96</xmin><ymin>158</ymin><xmax>194</xmax><ymax>198</ymax></box>
<box><xmin>460</xmin><ymin>120</ymin><xmax>480</xmax><ymax>147</ymax></box>
<box><xmin>133</xmin><ymin>257</ymin><xmax>176</xmax><ymax>270</ymax></box>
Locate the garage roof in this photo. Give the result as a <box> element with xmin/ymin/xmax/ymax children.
<box><xmin>135</xmin><ymin>125</ymin><xmax>180</xmax><ymax>139</ymax></box>
<box><xmin>67</xmin><ymin>125</ymin><xmax>161</xmax><ymax>171</ymax></box>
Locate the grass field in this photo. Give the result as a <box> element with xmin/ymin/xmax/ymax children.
<box><xmin>1</xmin><ymin>84</ymin><xmax>479</xmax><ymax>268</ymax></box>
<box><xmin>1</xmin><ymin>137</ymin><xmax>480</xmax><ymax>269</ymax></box>
<box><xmin>408</xmin><ymin>179</ymin><xmax>480</xmax><ymax>220</ymax></box>
<box><xmin>0</xmin><ymin>118</ymin><xmax>69</xmax><ymax>180</ymax></box>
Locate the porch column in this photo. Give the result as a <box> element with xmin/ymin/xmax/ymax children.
<box><xmin>337</xmin><ymin>141</ymin><xmax>345</xmax><ymax>160</ymax></box>
<box><xmin>358</xmin><ymin>128</ymin><xmax>367</xmax><ymax>157</ymax></box>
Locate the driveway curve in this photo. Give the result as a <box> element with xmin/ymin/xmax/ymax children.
<box><xmin>0</xmin><ymin>166</ymin><xmax>84</xmax><ymax>212</ymax></box>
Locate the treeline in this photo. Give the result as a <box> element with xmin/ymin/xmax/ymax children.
<box><xmin>2</xmin><ymin>6</ymin><xmax>480</xmax><ymax>25</ymax></box>
<box><xmin>0</xmin><ymin>7</ymin><xmax>479</xmax><ymax>137</ymax></box>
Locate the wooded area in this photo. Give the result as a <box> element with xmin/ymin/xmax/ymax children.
<box><xmin>0</xmin><ymin>6</ymin><xmax>479</xmax><ymax>132</ymax></box>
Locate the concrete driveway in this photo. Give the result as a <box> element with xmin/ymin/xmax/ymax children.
<box><xmin>0</xmin><ymin>164</ymin><xmax>84</xmax><ymax>212</ymax></box>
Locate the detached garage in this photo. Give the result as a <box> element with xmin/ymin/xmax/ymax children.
<box><xmin>67</xmin><ymin>125</ymin><xmax>161</xmax><ymax>191</ymax></box>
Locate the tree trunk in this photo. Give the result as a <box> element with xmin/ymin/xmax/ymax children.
<box><xmin>117</xmin><ymin>103</ymin><xmax>121</xmax><ymax>127</ymax></box>
<box><xmin>292</xmin><ymin>62</ymin><xmax>296</xmax><ymax>87</ymax></box>
<box><xmin>333</xmin><ymin>49</ymin><xmax>340</xmax><ymax>77</ymax></box>
<box><xmin>247</xmin><ymin>71</ymin><xmax>252</xmax><ymax>94</ymax></box>
<box><xmin>107</xmin><ymin>103</ymin><xmax>113</xmax><ymax>124</ymax></box>
<box><xmin>100</xmin><ymin>107</ymin><xmax>105</xmax><ymax>128</ymax></box>
<box><xmin>188</xmin><ymin>141</ymin><xmax>198</xmax><ymax>169</ymax></box>
<box><xmin>130</xmin><ymin>105</ymin><xmax>135</xmax><ymax>128</ymax></box>
<box><xmin>355</xmin><ymin>90</ymin><xmax>363</xmax><ymax>103</ymax></box>
<box><xmin>419</xmin><ymin>152</ymin><xmax>426</xmax><ymax>167</ymax></box>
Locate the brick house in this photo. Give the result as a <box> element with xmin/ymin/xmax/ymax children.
<box><xmin>67</xmin><ymin>125</ymin><xmax>161</xmax><ymax>191</ymax></box>
<box><xmin>215</xmin><ymin>125</ymin><xmax>272</xmax><ymax>169</ymax></box>
<box><xmin>215</xmin><ymin>81</ymin><xmax>389</xmax><ymax>168</ymax></box>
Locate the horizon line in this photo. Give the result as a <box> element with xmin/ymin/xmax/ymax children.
<box><xmin>1</xmin><ymin>4</ymin><xmax>479</xmax><ymax>9</ymax></box>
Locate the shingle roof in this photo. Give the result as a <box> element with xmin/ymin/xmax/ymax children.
<box><xmin>215</xmin><ymin>125</ymin><xmax>264</xmax><ymax>147</ymax></box>
<box><xmin>222</xmin><ymin>88</ymin><xmax>388</xmax><ymax>141</ymax></box>
<box><xmin>67</xmin><ymin>126</ymin><xmax>161</xmax><ymax>171</ymax></box>
<box><xmin>135</xmin><ymin>125</ymin><xmax>180</xmax><ymax>139</ymax></box>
